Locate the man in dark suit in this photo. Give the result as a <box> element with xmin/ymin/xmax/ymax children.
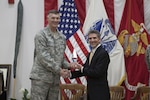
<box><xmin>70</xmin><ymin>30</ymin><xmax>110</xmax><ymax>100</ymax></box>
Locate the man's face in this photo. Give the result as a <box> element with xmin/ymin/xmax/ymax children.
<box><xmin>88</xmin><ymin>33</ymin><xmax>100</xmax><ymax>49</ymax></box>
<box><xmin>47</xmin><ymin>13</ymin><xmax>60</xmax><ymax>29</ymax></box>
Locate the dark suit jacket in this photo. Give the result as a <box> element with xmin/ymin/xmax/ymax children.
<box><xmin>71</xmin><ymin>45</ymin><xmax>110</xmax><ymax>100</ymax></box>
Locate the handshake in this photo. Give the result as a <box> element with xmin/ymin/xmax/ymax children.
<box><xmin>60</xmin><ymin>62</ymin><xmax>82</xmax><ymax>78</ymax></box>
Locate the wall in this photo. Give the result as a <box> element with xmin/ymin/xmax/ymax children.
<box><xmin>0</xmin><ymin>0</ymin><xmax>44</xmax><ymax>99</ymax></box>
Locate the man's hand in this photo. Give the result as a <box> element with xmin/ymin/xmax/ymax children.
<box><xmin>69</xmin><ymin>62</ymin><xmax>82</xmax><ymax>70</ymax></box>
<box><xmin>60</xmin><ymin>69</ymin><xmax>70</xmax><ymax>78</ymax></box>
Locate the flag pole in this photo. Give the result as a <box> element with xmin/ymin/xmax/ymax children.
<box><xmin>11</xmin><ymin>0</ymin><xmax>23</xmax><ymax>99</ymax></box>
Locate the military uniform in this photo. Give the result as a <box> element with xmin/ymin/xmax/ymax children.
<box><xmin>145</xmin><ymin>45</ymin><xmax>150</xmax><ymax>70</ymax></box>
<box><xmin>30</xmin><ymin>26</ymin><xmax>69</xmax><ymax>100</ymax></box>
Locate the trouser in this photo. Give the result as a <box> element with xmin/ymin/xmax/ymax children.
<box><xmin>30</xmin><ymin>80</ymin><xmax>59</xmax><ymax>100</ymax></box>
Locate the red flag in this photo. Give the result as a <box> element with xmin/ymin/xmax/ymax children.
<box><xmin>117</xmin><ymin>0</ymin><xmax>150</xmax><ymax>99</ymax></box>
<box><xmin>44</xmin><ymin>0</ymin><xmax>58</xmax><ymax>26</ymax></box>
<box><xmin>103</xmin><ymin>0</ymin><xmax>115</xmax><ymax>30</ymax></box>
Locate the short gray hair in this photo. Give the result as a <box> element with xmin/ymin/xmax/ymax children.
<box><xmin>48</xmin><ymin>9</ymin><xmax>59</xmax><ymax>15</ymax></box>
<box><xmin>88</xmin><ymin>30</ymin><xmax>101</xmax><ymax>39</ymax></box>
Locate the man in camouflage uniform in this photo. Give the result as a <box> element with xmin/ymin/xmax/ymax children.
<box><xmin>30</xmin><ymin>10</ymin><xmax>70</xmax><ymax>100</ymax></box>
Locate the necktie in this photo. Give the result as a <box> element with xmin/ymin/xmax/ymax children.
<box><xmin>89</xmin><ymin>51</ymin><xmax>93</xmax><ymax>64</ymax></box>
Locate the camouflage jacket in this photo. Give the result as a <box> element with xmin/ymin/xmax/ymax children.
<box><xmin>30</xmin><ymin>26</ymin><xmax>69</xmax><ymax>83</ymax></box>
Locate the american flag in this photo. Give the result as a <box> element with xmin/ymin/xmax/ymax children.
<box><xmin>58</xmin><ymin>0</ymin><xmax>90</xmax><ymax>85</ymax></box>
